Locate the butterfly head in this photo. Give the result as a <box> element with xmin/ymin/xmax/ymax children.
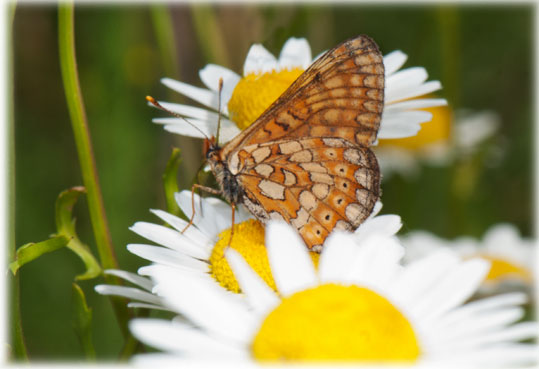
<box><xmin>203</xmin><ymin>136</ymin><xmax>221</xmax><ymax>162</ymax></box>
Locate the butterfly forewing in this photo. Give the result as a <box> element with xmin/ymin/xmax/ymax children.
<box><xmin>222</xmin><ymin>35</ymin><xmax>384</xmax><ymax>161</ymax></box>
<box><xmin>213</xmin><ymin>35</ymin><xmax>384</xmax><ymax>251</ymax></box>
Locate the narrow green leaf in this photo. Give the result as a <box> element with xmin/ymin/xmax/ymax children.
<box><xmin>58</xmin><ymin>2</ymin><xmax>119</xmax><ymax>271</ymax></box>
<box><xmin>59</xmin><ymin>2</ymin><xmax>131</xmax><ymax>337</ymax></box>
<box><xmin>56</xmin><ymin>186</ymin><xmax>85</xmax><ymax>235</ymax></box>
<box><xmin>162</xmin><ymin>148</ymin><xmax>185</xmax><ymax>218</ymax></box>
<box><xmin>9</xmin><ymin>236</ymin><xmax>70</xmax><ymax>275</ymax></box>
<box><xmin>150</xmin><ymin>4</ymin><xmax>179</xmax><ymax>79</ymax></box>
<box><xmin>55</xmin><ymin>187</ymin><xmax>102</xmax><ymax>280</ymax></box>
<box><xmin>190</xmin><ymin>4</ymin><xmax>230</xmax><ymax>65</ymax></box>
<box><xmin>71</xmin><ymin>283</ymin><xmax>96</xmax><ymax>360</ymax></box>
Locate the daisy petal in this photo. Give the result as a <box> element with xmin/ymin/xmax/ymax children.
<box><xmin>383</xmin><ymin>50</ymin><xmax>407</xmax><ymax>76</ymax></box>
<box><xmin>156</xmin><ymin>117</ymin><xmax>240</xmax><ymax>143</ymax></box>
<box><xmin>389</xmin><ymin>250</ymin><xmax>460</xmax><ymax>307</ymax></box>
<box><xmin>243</xmin><ymin>44</ymin><xmax>278</xmax><ymax>75</ymax></box>
<box><xmin>384</xmin><ymin>98</ymin><xmax>448</xmax><ymax>111</ymax></box>
<box><xmin>318</xmin><ymin>231</ymin><xmax>358</xmax><ymax>283</ymax></box>
<box><xmin>354</xmin><ymin>214</ymin><xmax>402</xmax><ymax>242</ymax></box>
<box><xmin>127</xmin><ymin>302</ymin><xmax>172</xmax><ymax>311</ymax></box>
<box><xmin>348</xmin><ymin>235</ymin><xmax>404</xmax><ymax>289</ymax></box>
<box><xmin>414</xmin><ymin>259</ymin><xmax>490</xmax><ymax>321</ymax></box>
<box><xmin>150</xmin><ymin>266</ymin><xmax>255</xmax><ymax>343</ymax></box>
<box><xmin>199</xmin><ymin>64</ymin><xmax>241</xmax><ymax>113</ymax></box>
<box><xmin>278</xmin><ymin>37</ymin><xmax>312</xmax><ymax>70</ymax></box>
<box><xmin>199</xmin><ymin>64</ymin><xmax>240</xmax><ymax>92</ymax></box>
<box><xmin>433</xmin><ymin>293</ymin><xmax>528</xmax><ymax>329</ymax></box>
<box><xmin>149</xmin><ymin>209</ymin><xmax>211</xmax><ymax>245</ymax></box>
<box><xmin>444</xmin><ymin>322</ymin><xmax>538</xmax><ymax>350</ymax></box>
<box><xmin>94</xmin><ymin>285</ymin><xmax>162</xmax><ymax>305</ymax></box>
<box><xmin>225</xmin><ymin>249</ymin><xmax>279</xmax><ymax>315</ymax></box>
<box><xmin>129</xmin><ymin>222</ymin><xmax>211</xmax><ymax>260</ymax></box>
<box><xmin>156</xmin><ymin>101</ymin><xmax>221</xmax><ymax>121</ymax></box>
<box><xmin>386</xmin><ymin>67</ymin><xmax>427</xmax><ymax>93</ymax></box>
<box><xmin>127</xmin><ymin>244</ymin><xmax>209</xmax><ymax>271</ymax></box>
<box><xmin>130</xmin><ymin>319</ymin><xmax>246</xmax><ymax>357</ymax></box>
<box><xmin>379</xmin><ymin>111</ymin><xmax>433</xmax><ymax>138</ymax></box>
<box><xmin>175</xmin><ymin>191</ymin><xmax>232</xmax><ymax>238</ymax></box>
<box><xmin>266</xmin><ymin>221</ymin><xmax>317</xmax><ymax>296</ymax></box>
<box><xmin>103</xmin><ymin>269</ymin><xmax>153</xmax><ymax>291</ymax></box>
<box><xmin>387</xmin><ymin>80</ymin><xmax>443</xmax><ymax>104</ymax></box>
<box><xmin>161</xmin><ymin>77</ymin><xmax>219</xmax><ymax>111</ymax></box>
<box><xmin>155</xmin><ymin>117</ymin><xmax>213</xmax><ymax>139</ymax></box>
<box><xmin>432</xmin><ymin>307</ymin><xmax>525</xmax><ymax>345</ymax></box>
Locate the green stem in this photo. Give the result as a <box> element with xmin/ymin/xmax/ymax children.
<box><xmin>58</xmin><ymin>2</ymin><xmax>131</xmax><ymax>337</ymax></box>
<box><xmin>8</xmin><ymin>1</ymin><xmax>28</xmax><ymax>361</ymax></box>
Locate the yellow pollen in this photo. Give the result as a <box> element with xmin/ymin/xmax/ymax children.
<box><xmin>252</xmin><ymin>284</ymin><xmax>420</xmax><ymax>362</ymax></box>
<box><xmin>209</xmin><ymin>219</ymin><xmax>319</xmax><ymax>293</ymax></box>
<box><xmin>478</xmin><ymin>255</ymin><xmax>532</xmax><ymax>284</ymax></box>
<box><xmin>378</xmin><ymin>102</ymin><xmax>452</xmax><ymax>150</ymax></box>
<box><xmin>228</xmin><ymin>68</ymin><xmax>304</xmax><ymax>130</ymax></box>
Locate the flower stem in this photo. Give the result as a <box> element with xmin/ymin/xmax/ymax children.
<box><xmin>58</xmin><ymin>1</ymin><xmax>131</xmax><ymax>337</ymax></box>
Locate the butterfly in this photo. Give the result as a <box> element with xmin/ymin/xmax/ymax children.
<box><xmin>151</xmin><ymin>35</ymin><xmax>384</xmax><ymax>252</ymax></box>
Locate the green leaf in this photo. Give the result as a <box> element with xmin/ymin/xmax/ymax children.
<box><xmin>71</xmin><ymin>283</ymin><xmax>96</xmax><ymax>359</ymax></box>
<box><xmin>162</xmin><ymin>148</ymin><xmax>186</xmax><ymax>219</ymax></box>
<box><xmin>59</xmin><ymin>1</ymin><xmax>130</xmax><ymax>338</ymax></box>
<box><xmin>9</xmin><ymin>236</ymin><xmax>70</xmax><ymax>275</ymax></box>
<box><xmin>150</xmin><ymin>4</ymin><xmax>179</xmax><ymax>79</ymax></box>
<box><xmin>55</xmin><ymin>187</ymin><xmax>102</xmax><ymax>280</ymax></box>
<box><xmin>190</xmin><ymin>4</ymin><xmax>230</xmax><ymax>65</ymax></box>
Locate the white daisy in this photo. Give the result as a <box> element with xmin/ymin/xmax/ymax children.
<box><xmin>401</xmin><ymin>224</ymin><xmax>535</xmax><ymax>292</ymax></box>
<box><xmin>96</xmin><ymin>191</ymin><xmax>392</xmax><ymax>310</ymax></box>
<box><xmin>95</xmin><ymin>190</ymin><xmax>252</xmax><ymax>310</ymax></box>
<box><xmin>152</xmin><ymin>36</ymin><xmax>446</xmax><ymax>145</ymax></box>
<box><xmin>129</xmin><ymin>221</ymin><xmax>537</xmax><ymax>366</ymax></box>
<box><xmin>375</xmin><ymin>108</ymin><xmax>502</xmax><ymax>178</ymax></box>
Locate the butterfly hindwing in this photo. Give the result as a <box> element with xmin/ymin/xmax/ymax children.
<box><xmin>233</xmin><ymin>137</ymin><xmax>380</xmax><ymax>251</ymax></box>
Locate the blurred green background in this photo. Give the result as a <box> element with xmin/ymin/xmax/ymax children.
<box><xmin>11</xmin><ymin>3</ymin><xmax>533</xmax><ymax>360</ymax></box>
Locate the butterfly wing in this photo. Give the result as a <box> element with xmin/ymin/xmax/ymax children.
<box><xmin>222</xmin><ymin>34</ymin><xmax>385</xmax><ymax>160</ymax></box>
<box><xmin>231</xmin><ymin>137</ymin><xmax>380</xmax><ymax>251</ymax></box>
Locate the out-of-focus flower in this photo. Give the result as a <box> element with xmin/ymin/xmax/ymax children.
<box><xmin>376</xmin><ymin>108</ymin><xmax>501</xmax><ymax>178</ymax></box>
<box><xmin>401</xmin><ymin>223</ymin><xmax>534</xmax><ymax>293</ymax></box>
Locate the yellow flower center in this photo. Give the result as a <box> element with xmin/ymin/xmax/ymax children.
<box><xmin>378</xmin><ymin>103</ymin><xmax>452</xmax><ymax>150</ymax></box>
<box><xmin>252</xmin><ymin>283</ymin><xmax>420</xmax><ymax>362</ymax></box>
<box><xmin>479</xmin><ymin>255</ymin><xmax>532</xmax><ymax>284</ymax></box>
<box><xmin>227</xmin><ymin>68</ymin><xmax>304</xmax><ymax>130</ymax></box>
<box><xmin>209</xmin><ymin>219</ymin><xmax>319</xmax><ymax>293</ymax></box>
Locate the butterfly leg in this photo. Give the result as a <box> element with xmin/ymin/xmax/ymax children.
<box><xmin>227</xmin><ymin>202</ymin><xmax>236</xmax><ymax>247</ymax></box>
<box><xmin>181</xmin><ymin>183</ymin><xmax>222</xmax><ymax>234</ymax></box>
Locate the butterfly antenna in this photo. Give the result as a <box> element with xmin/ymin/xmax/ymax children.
<box><xmin>146</xmin><ymin>96</ymin><xmax>210</xmax><ymax>140</ymax></box>
<box><xmin>215</xmin><ymin>77</ymin><xmax>224</xmax><ymax>146</ymax></box>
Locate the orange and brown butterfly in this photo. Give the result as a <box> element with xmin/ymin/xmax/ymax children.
<box><xmin>151</xmin><ymin>35</ymin><xmax>384</xmax><ymax>252</ymax></box>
